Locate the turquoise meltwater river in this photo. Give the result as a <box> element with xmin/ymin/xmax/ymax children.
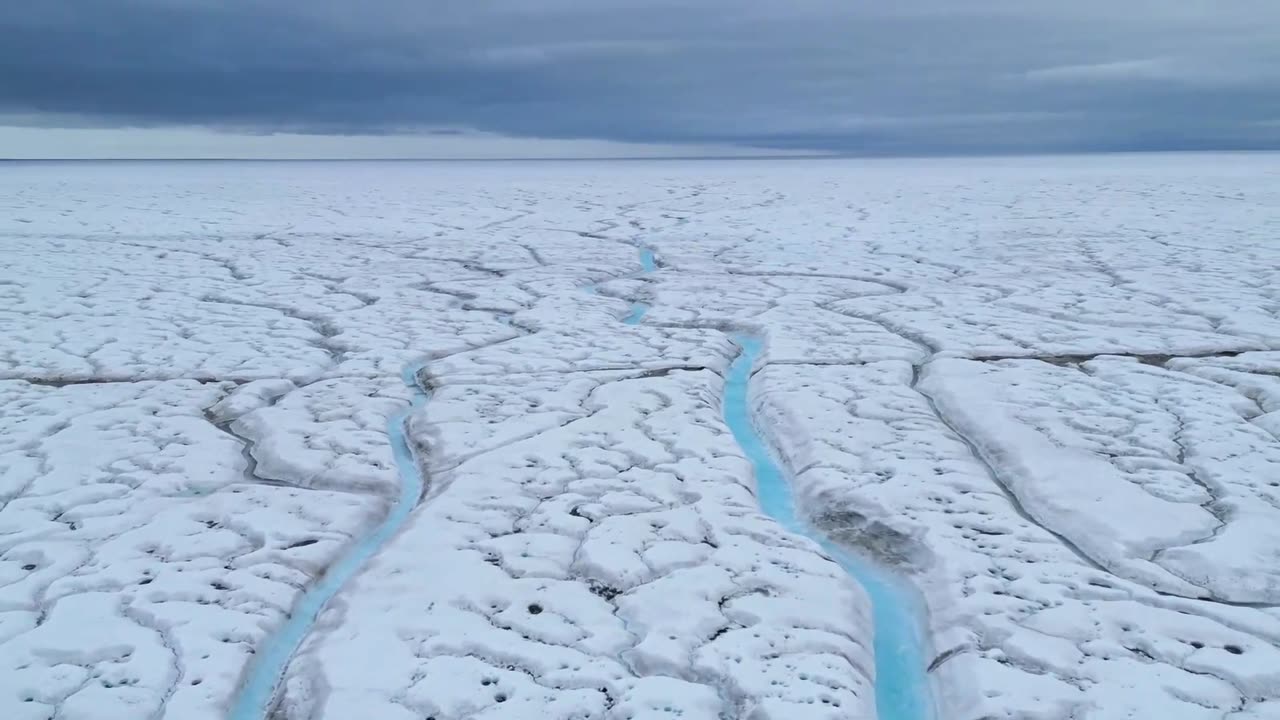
<box><xmin>228</xmin><ymin>363</ymin><xmax>430</xmax><ymax>720</ymax></box>
<box><xmin>621</xmin><ymin>246</ymin><xmax>934</xmax><ymax>720</ymax></box>
<box><xmin>721</xmin><ymin>336</ymin><xmax>935</xmax><ymax>720</ymax></box>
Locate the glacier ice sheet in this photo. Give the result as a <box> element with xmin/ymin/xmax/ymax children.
<box><xmin>3</xmin><ymin>155</ymin><xmax>1280</xmax><ymax>719</ymax></box>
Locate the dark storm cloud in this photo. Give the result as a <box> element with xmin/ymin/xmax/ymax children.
<box><xmin>3</xmin><ymin>1</ymin><xmax>1279</xmax><ymax>153</ymax></box>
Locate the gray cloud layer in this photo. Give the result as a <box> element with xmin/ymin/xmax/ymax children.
<box><xmin>3</xmin><ymin>1</ymin><xmax>1279</xmax><ymax>154</ymax></box>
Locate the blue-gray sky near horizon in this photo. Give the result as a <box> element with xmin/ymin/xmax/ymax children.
<box><xmin>2</xmin><ymin>0</ymin><xmax>1279</xmax><ymax>157</ymax></box>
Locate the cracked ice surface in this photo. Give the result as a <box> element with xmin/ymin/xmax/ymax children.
<box><xmin>0</xmin><ymin>380</ymin><xmax>385</xmax><ymax>720</ymax></box>
<box><xmin>922</xmin><ymin>358</ymin><xmax>1280</xmax><ymax>604</ymax></box>
<box><xmin>4</xmin><ymin>155</ymin><xmax>1280</xmax><ymax>719</ymax></box>
<box><xmin>285</xmin><ymin>363</ymin><xmax>876</xmax><ymax>720</ymax></box>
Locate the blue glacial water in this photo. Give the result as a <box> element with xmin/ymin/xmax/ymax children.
<box><xmin>622</xmin><ymin>303</ymin><xmax>648</xmax><ymax>325</ymax></box>
<box><xmin>722</xmin><ymin>336</ymin><xmax>935</xmax><ymax>720</ymax></box>
<box><xmin>638</xmin><ymin>247</ymin><xmax>658</xmax><ymax>273</ymax></box>
<box><xmin>228</xmin><ymin>362</ymin><xmax>430</xmax><ymax>720</ymax></box>
<box><xmin>621</xmin><ymin>247</ymin><xmax>656</xmax><ymax>325</ymax></box>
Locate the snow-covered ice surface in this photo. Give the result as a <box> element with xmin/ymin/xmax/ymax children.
<box><xmin>3</xmin><ymin>154</ymin><xmax>1280</xmax><ymax>720</ymax></box>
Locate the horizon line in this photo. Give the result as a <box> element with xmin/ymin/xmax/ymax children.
<box><xmin>2</xmin><ymin>149</ymin><xmax>1277</xmax><ymax>162</ymax></box>
<box><xmin>2</xmin><ymin>149</ymin><xmax>1280</xmax><ymax>163</ymax></box>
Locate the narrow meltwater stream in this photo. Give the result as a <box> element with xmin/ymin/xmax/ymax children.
<box><xmin>228</xmin><ymin>363</ymin><xmax>430</xmax><ymax>720</ymax></box>
<box><xmin>622</xmin><ymin>246</ymin><xmax>934</xmax><ymax>719</ymax></box>
<box><xmin>723</xmin><ymin>336</ymin><xmax>935</xmax><ymax>720</ymax></box>
<box><xmin>637</xmin><ymin>247</ymin><xmax>657</xmax><ymax>273</ymax></box>
<box><xmin>620</xmin><ymin>247</ymin><xmax>656</xmax><ymax>325</ymax></box>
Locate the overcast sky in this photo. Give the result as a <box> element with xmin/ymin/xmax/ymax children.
<box><xmin>2</xmin><ymin>1</ymin><xmax>1278</xmax><ymax>158</ymax></box>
